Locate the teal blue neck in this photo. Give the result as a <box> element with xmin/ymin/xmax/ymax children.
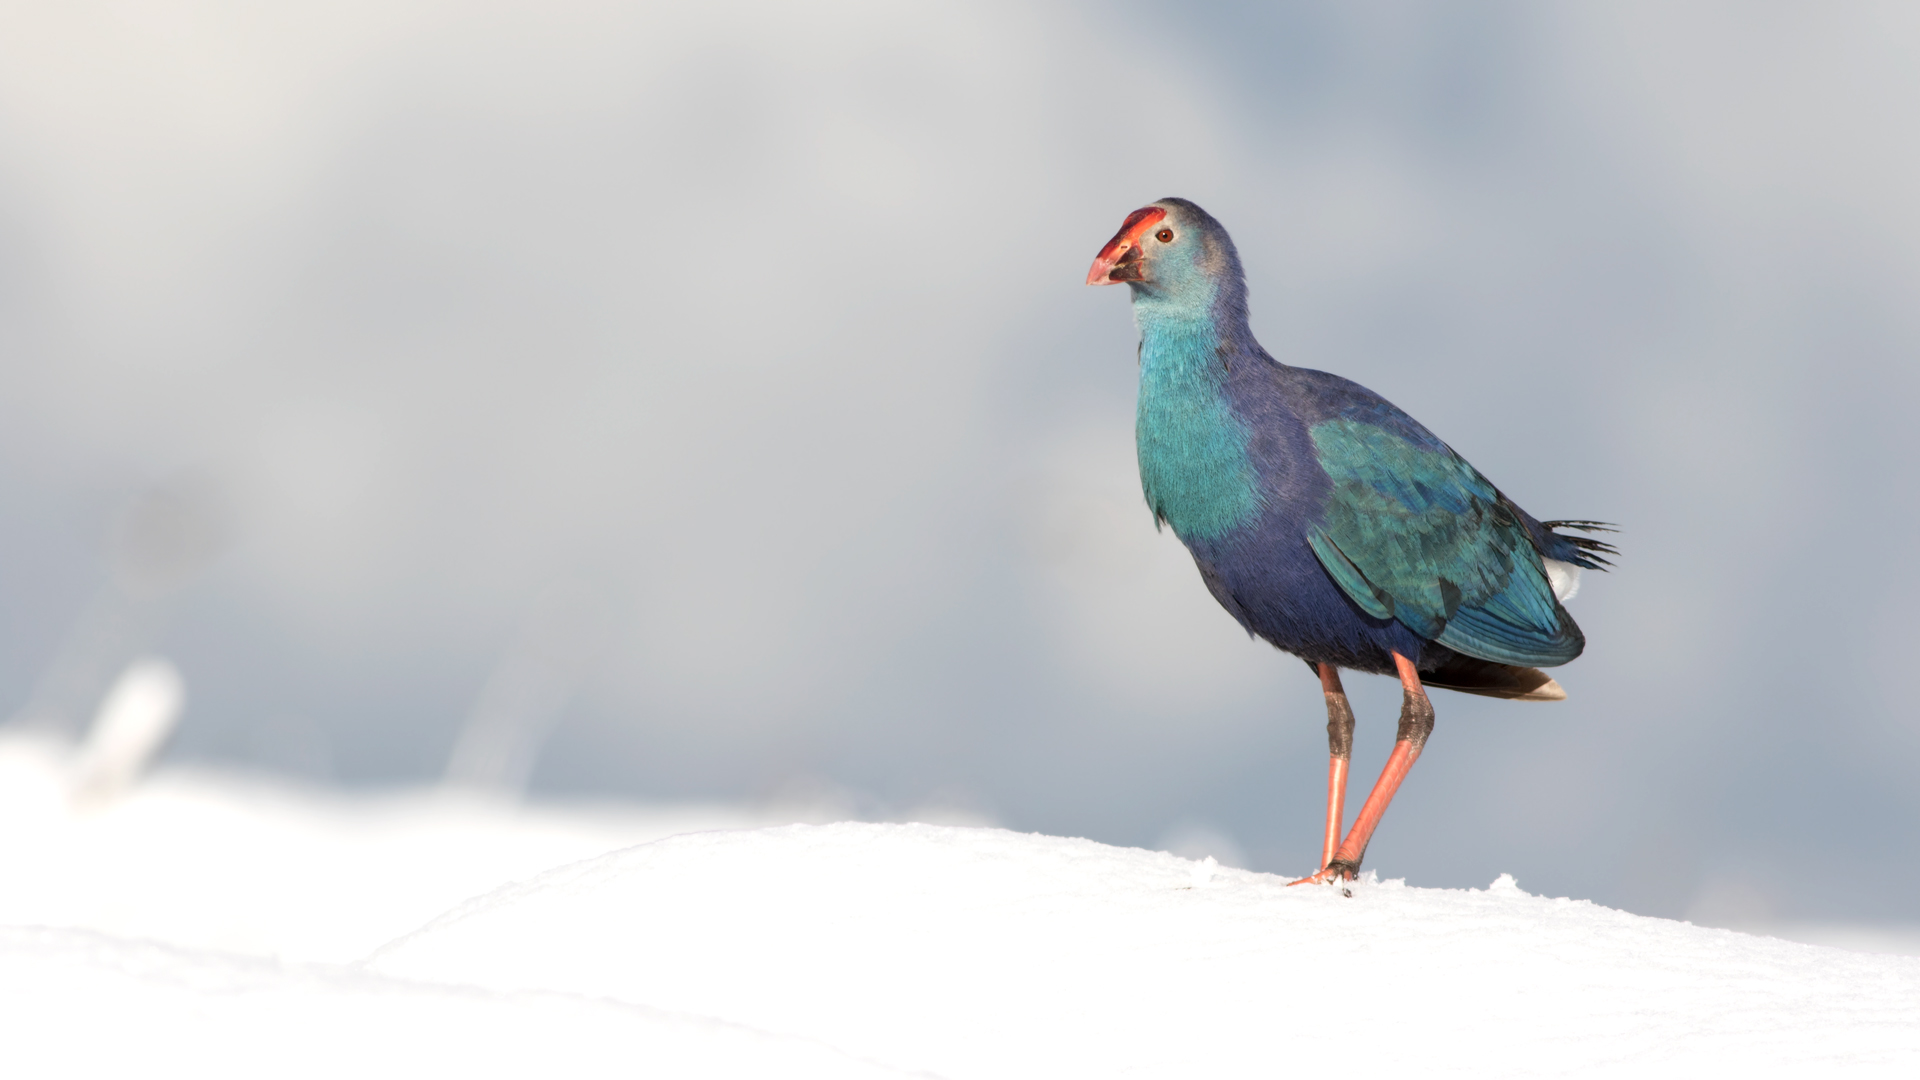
<box><xmin>1133</xmin><ymin>303</ymin><xmax>1264</xmax><ymax>542</ymax></box>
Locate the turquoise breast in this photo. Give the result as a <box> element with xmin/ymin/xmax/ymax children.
<box><xmin>1134</xmin><ymin>316</ymin><xmax>1264</xmax><ymax>542</ymax></box>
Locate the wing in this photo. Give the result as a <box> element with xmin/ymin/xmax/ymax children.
<box><xmin>1303</xmin><ymin>417</ymin><xmax>1583</xmax><ymax>667</ymax></box>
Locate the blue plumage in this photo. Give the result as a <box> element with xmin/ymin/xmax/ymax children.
<box><xmin>1089</xmin><ymin>196</ymin><xmax>1618</xmax><ymax>882</ymax></box>
<box><xmin>1093</xmin><ymin>197</ymin><xmax>1616</xmax><ymax>686</ymax></box>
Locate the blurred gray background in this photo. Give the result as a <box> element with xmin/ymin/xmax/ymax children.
<box><xmin>2</xmin><ymin>1</ymin><xmax>1916</xmax><ymax>929</ymax></box>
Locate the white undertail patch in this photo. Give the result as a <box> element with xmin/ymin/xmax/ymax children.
<box><xmin>1543</xmin><ymin>558</ymin><xmax>1583</xmax><ymax>603</ymax></box>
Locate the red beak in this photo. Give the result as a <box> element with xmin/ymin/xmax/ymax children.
<box><xmin>1086</xmin><ymin>206</ymin><xmax>1168</xmax><ymax>286</ymax></box>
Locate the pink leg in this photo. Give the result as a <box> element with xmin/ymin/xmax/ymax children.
<box><xmin>1290</xmin><ymin>653</ymin><xmax>1434</xmax><ymax>886</ymax></box>
<box><xmin>1315</xmin><ymin>663</ymin><xmax>1354</xmax><ymax>870</ymax></box>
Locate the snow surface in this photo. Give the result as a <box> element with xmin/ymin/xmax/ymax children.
<box><xmin>5</xmin><ymin>733</ymin><xmax>1919</xmax><ymax>1077</ymax></box>
<box><xmin>0</xmin><ymin>733</ymin><xmax>789</xmax><ymax>963</ymax></box>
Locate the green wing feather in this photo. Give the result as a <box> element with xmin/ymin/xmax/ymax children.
<box><xmin>1307</xmin><ymin>419</ymin><xmax>1583</xmax><ymax>666</ymax></box>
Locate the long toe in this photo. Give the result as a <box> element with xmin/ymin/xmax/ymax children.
<box><xmin>1286</xmin><ymin>866</ymin><xmax>1355</xmax><ymax>887</ymax></box>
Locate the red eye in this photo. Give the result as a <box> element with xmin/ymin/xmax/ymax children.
<box><xmin>1156</xmin><ymin>229</ymin><xmax>1174</xmax><ymax>243</ymax></box>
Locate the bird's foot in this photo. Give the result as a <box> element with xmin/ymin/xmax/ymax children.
<box><xmin>1286</xmin><ymin>859</ymin><xmax>1360</xmax><ymax>890</ymax></box>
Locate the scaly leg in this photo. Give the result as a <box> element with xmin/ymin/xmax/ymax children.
<box><xmin>1316</xmin><ymin>663</ymin><xmax>1355</xmax><ymax>871</ymax></box>
<box><xmin>1290</xmin><ymin>652</ymin><xmax>1434</xmax><ymax>886</ymax></box>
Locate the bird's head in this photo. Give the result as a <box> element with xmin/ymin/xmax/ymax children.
<box><xmin>1085</xmin><ymin>198</ymin><xmax>1245</xmax><ymax>316</ymax></box>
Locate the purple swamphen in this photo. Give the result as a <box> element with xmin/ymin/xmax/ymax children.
<box><xmin>1087</xmin><ymin>199</ymin><xmax>1615</xmax><ymax>885</ymax></box>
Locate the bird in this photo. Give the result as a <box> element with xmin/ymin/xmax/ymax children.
<box><xmin>1086</xmin><ymin>198</ymin><xmax>1615</xmax><ymax>886</ymax></box>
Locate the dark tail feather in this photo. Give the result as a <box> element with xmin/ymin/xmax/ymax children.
<box><xmin>1542</xmin><ymin>520</ymin><xmax>1620</xmax><ymax>569</ymax></box>
<box><xmin>1422</xmin><ymin>653</ymin><xmax>1567</xmax><ymax>702</ymax></box>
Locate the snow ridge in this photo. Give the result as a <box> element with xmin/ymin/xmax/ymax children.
<box><xmin>5</xmin><ymin>737</ymin><xmax>1918</xmax><ymax>1080</ymax></box>
<box><xmin>365</xmin><ymin>822</ymin><xmax>1920</xmax><ymax>1078</ymax></box>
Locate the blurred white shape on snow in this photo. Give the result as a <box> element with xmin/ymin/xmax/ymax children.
<box><xmin>69</xmin><ymin>657</ymin><xmax>185</xmax><ymax>806</ymax></box>
<box><xmin>444</xmin><ymin>585</ymin><xmax>606</xmax><ymax>795</ymax></box>
<box><xmin>9</xmin><ymin>480</ymin><xmax>228</xmax><ymax>738</ymax></box>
